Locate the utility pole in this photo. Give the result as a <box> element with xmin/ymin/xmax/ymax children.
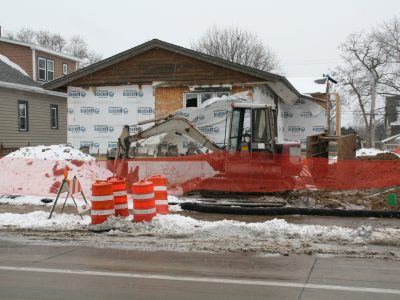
<box><xmin>325</xmin><ymin>78</ymin><xmax>331</xmax><ymax>135</ymax></box>
<box><xmin>369</xmin><ymin>68</ymin><xmax>376</xmax><ymax>148</ymax></box>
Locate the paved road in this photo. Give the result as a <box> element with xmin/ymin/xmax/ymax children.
<box><xmin>0</xmin><ymin>240</ymin><xmax>399</xmax><ymax>299</ymax></box>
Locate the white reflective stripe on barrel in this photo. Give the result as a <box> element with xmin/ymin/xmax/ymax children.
<box><xmin>134</xmin><ymin>207</ymin><xmax>156</xmax><ymax>215</ymax></box>
<box><xmin>153</xmin><ymin>186</ymin><xmax>167</xmax><ymax>191</ymax></box>
<box><xmin>91</xmin><ymin>195</ymin><xmax>114</xmax><ymax>202</ymax></box>
<box><xmin>113</xmin><ymin>190</ymin><xmax>127</xmax><ymax>197</ymax></box>
<box><xmin>114</xmin><ymin>203</ymin><xmax>128</xmax><ymax>210</ymax></box>
<box><xmin>155</xmin><ymin>200</ymin><xmax>168</xmax><ymax>205</ymax></box>
<box><xmin>132</xmin><ymin>192</ymin><xmax>154</xmax><ymax>200</ymax></box>
<box><xmin>91</xmin><ymin>209</ymin><xmax>115</xmax><ymax>216</ymax></box>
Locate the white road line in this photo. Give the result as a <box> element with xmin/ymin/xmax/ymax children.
<box><xmin>0</xmin><ymin>265</ymin><xmax>399</xmax><ymax>295</ymax></box>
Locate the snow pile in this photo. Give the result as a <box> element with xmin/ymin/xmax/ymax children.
<box><xmin>356</xmin><ymin>148</ymin><xmax>389</xmax><ymax>157</ymax></box>
<box><xmin>0</xmin><ymin>211</ymin><xmax>90</xmax><ymax>230</ymax></box>
<box><xmin>2</xmin><ymin>212</ymin><xmax>399</xmax><ymax>250</ymax></box>
<box><xmin>6</xmin><ymin>144</ymin><xmax>94</xmax><ymax>161</ymax></box>
<box><xmin>0</xmin><ymin>145</ymin><xmax>112</xmax><ymax>196</ymax></box>
<box><xmin>0</xmin><ymin>53</ymin><xmax>29</xmax><ymax>76</ymax></box>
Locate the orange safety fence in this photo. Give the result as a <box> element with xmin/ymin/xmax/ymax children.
<box><xmin>1</xmin><ymin>152</ymin><xmax>400</xmax><ymax>197</ymax></box>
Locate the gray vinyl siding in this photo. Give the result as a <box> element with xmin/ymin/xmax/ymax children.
<box><xmin>0</xmin><ymin>86</ymin><xmax>67</xmax><ymax>148</ymax></box>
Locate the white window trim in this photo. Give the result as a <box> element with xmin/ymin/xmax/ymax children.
<box><xmin>62</xmin><ymin>63</ymin><xmax>68</xmax><ymax>75</ymax></box>
<box><xmin>38</xmin><ymin>57</ymin><xmax>47</xmax><ymax>81</ymax></box>
<box><xmin>183</xmin><ymin>91</ymin><xmax>230</xmax><ymax>108</ymax></box>
<box><xmin>18</xmin><ymin>101</ymin><xmax>28</xmax><ymax>131</ymax></box>
<box><xmin>38</xmin><ymin>57</ymin><xmax>55</xmax><ymax>81</ymax></box>
<box><xmin>47</xmin><ymin>60</ymin><xmax>54</xmax><ymax>81</ymax></box>
<box><xmin>50</xmin><ymin>105</ymin><xmax>58</xmax><ymax>129</ymax></box>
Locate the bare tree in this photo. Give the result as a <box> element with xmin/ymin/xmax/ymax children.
<box><xmin>65</xmin><ymin>36</ymin><xmax>102</xmax><ymax>67</ymax></box>
<box><xmin>49</xmin><ymin>34</ymin><xmax>66</xmax><ymax>52</ymax></box>
<box><xmin>15</xmin><ymin>28</ymin><xmax>36</xmax><ymax>43</ymax></box>
<box><xmin>191</xmin><ymin>26</ymin><xmax>281</xmax><ymax>73</ymax></box>
<box><xmin>35</xmin><ymin>30</ymin><xmax>53</xmax><ymax>48</ymax></box>
<box><xmin>85</xmin><ymin>50</ymin><xmax>103</xmax><ymax>66</ymax></box>
<box><xmin>336</xmin><ymin>31</ymin><xmax>390</xmax><ymax>147</ymax></box>
<box><xmin>2</xmin><ymin>28</ymin><xmax>101</xmax><ymax>67</ymax></box>
<box><xmin>66</xmin><ymin>35</ymin><xmax>88</xmax><ymax>59</ymax></box>
<box><xmin>2</xmin><ymin>30</ymin><xmax>15</xmax><ymax>40</ymax></box>
<box><xmin>374</xmin><ymin>16</ymin><xmax>400</xmax><ymax>95</ymax></box>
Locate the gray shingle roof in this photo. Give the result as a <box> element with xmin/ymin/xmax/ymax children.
<box><xmin>0</xmin><ymin>59</ymin><xmax>40</xmax><ymax>87</ymax></box>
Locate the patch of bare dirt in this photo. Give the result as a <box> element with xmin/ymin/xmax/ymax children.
<box><xmin>287</xmin><ymin>188</ymin><xmax>399</xmax><ymax>211</ymax></box>
<box><xmin>358</xmin><ymin>153</ymin><xmax>400</xmax><ymax>160</ymax></box>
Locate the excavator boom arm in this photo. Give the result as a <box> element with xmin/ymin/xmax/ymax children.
<box><xmin>127</xmin><ymin>117</ymin><xmax>221</xmax><ymax>152</ymax></box>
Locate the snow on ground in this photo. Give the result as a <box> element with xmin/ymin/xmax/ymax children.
<box><xmin>0</xmin><ymin>211</ymin><xmax>399</xmax><ymax>256</ymax></box>
<box><xmin>0</xmin><ymin>145</ymin><xmax>112</xmax><ymax>196</ymax></box>
<box><xmin>0</xmin><ymin>211</ymin><xmax>90</xmax><ymax>230</ymax></box>
<box><xmin>0</xmin><ymin>195</ymin><xmax>57</xmax><ymax>206</ymax></box>
<box><xmin>6</xmin><ymin>144</ymin><xmax>94</xmax><ymax>161</ymax></box>
<box><xmin>356</xmin><ymin>148</ymin><xmax>390</xmax><ymax>157</ymax></box>
<box><xmin>0</xmin><ymin>194</ymin><xmax>182</xmax><ymax>212</ymax></box>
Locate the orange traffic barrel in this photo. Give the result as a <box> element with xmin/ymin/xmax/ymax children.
<box><xmin>91</xmin><ymin>181</ymin><xmax>115</xmax><ymax>225</ymax></box>
<box><xmin>131</xmin><ymin>180</ymin><xmax>156</xmax><ymax>222</ymax></box>
<box><xmin>107</xmin><ymin>176</ymin><xmax>129</xmax><ymax>217</ymax></box>
<box><xmin>148</xmin><ymin>175</ymin><xmax>169</xmax><ymax>214</ymax></box>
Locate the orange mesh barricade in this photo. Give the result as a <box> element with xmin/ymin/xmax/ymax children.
<box><xmin>148</xmin><ymin>175</ymin><xmax>169</xmax><ymax>214</ymax></box>
<box><xmin>131</xmin><ymin>180</ymin><xmax>156</xmax><ymax>222</ymax></box>
<box><xmin>91</xmin><ymin>181</ymin><xmax>115</xmax><ymax>225</ymax></box>
<box><xmin>107</xmin><ymin>176</ymin><xmax>129</xmax><ymax>217</ymax></box>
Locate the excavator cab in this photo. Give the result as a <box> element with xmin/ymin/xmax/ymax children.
<box><xmin>228</xmin><ymin>103</ymin><xmax>275</xmax><ymax>153</ymax></box>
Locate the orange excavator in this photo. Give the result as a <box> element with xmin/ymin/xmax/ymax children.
<box><xmin>112</xmin><ymin>103</ymin><xmax>302</xmax><ymax>195</ymax></box>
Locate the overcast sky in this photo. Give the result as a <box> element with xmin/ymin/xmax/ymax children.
<box><xmin>1</xmin><ymin>0</ymin><xmax>400</xmax><ymax>77</ymax></box>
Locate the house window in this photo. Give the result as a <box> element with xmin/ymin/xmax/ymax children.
<box><xmin>38</xmin><ymin>57</ymin><xmax>55</xmax><ymax>81</ymax></box>
<box><xmin>47</xmin><ymin>60</ymin><xmax>54</xmax><ymax>81</ymax></box>
<box><xmin>18</xmin><ymin>100</ymin><xmax>29</xmax><ymax>131</ymax></box>
<box><xmin>184</xmin><ymin>91</ymin><xmax>230</xmax><ymax>108</ymax></box>
<box><xmin>62</xmin><ymin>63</ymin><xmax>68</xmax><ymax>75</ymax></box>
<box><xmin>38</xmin><ymin>58</ymin><xmax>46</xmax><ymax>81</ymax></box>
<box><xmin>50</xmin><ymin>104</ymin><xmax>58</xmax><ymax>129</ymax></box>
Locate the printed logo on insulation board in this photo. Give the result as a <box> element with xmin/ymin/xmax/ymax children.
<box><xmin>312</xmin><ymin>126</ymin><xmax>325</xmax><ymax>133</ymax></box>
<box><xmin>68</xmin><ymin>125</ymin><xmax>86</xmax><ymax>133</ymax></box>
<box><xmin>123</xmin><ymin>89</ymin><xmax>144</xmax><ymax>98</ymax></box>
<box><xmin>68</xmin><ymin>90</ymin><xmax>86</xmax><ymax>98</ymax></box>
<box><xmin>95</xmin><ymin>90</ymin><xmax>114</xmax><ymax>98</ymax></box>
<box><xmin>300</xmin><ymin>111</ymin><xmax>313</xmax><ymax>118</ymax></box>
<box><xmin>137</xmin><ymin>107</ymin><xmax>154</xmax><ymax>115</ymax></box>
<box><xmin>193</xmin><ymin>114</ymin><xmax>205</xmax><ymax>122</ymax></box>
<box><xmin>129</xmin><ymin>125</ymin><xmax>141</xmax><ymax>134</ymax></box>
<box><xmin>288</xmin><ymin>126</ymin><xmax>305</xmax><ymax>133</ymax></box>
<box><xmin>81</xmin><ymin>107</ymin><xmax>100</xmax><ymax>115</ymax></box>
<box><xmin>281</xmin><ymin>112</ymin><xmax>293</xmax><ymax>118</ymax></box>
<box><xmin>80</xmin><ymin>141</ymin><xmax>99</xmax><ymax>149</ymax></box>
<box><xmin>199</xmin><ymin>126</ymin><xmax>220</xmax><ymax>134</ymax></box>
<box><xmin>108</xmin><ymin>141</ymin><xmax>118</xmax><ymax>148</ymax></box>
<box><xmin>94</xmin><ymin>125</ymin><xmax>114</xmax><ymax>133</ymax></box>
<box><xmin>213</xmin><ymin>110</ymin><xmax>229</xmax><ymax>118</ymax></box>
<box><xmin>108</xmin><ymin>107</ymin><xmax>128</xmax><ymax>115</ymax></box>
<box><xmin>175</xmin><ymin>111</ymin><xmax>190</xmax><ymax>118</ymax></box>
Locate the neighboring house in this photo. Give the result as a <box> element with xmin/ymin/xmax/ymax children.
<box><xmin>44</xmin><ymin>39</ymin><xmax>326</xmax><ymax>154</ymax></box>
<box><xmin>385</xmin><ymin>96</ymin><xmax>400</xmax><ymax>136</ymax></box>
<box><xmin>0</xmin><ymin>37</ymin><xmax>82</xmax><ymax>83</ymax></box>
<box><xmin>0</xmin><ymin>54</ymin><xmax>67</xmax><ymax>155</ymax></box>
